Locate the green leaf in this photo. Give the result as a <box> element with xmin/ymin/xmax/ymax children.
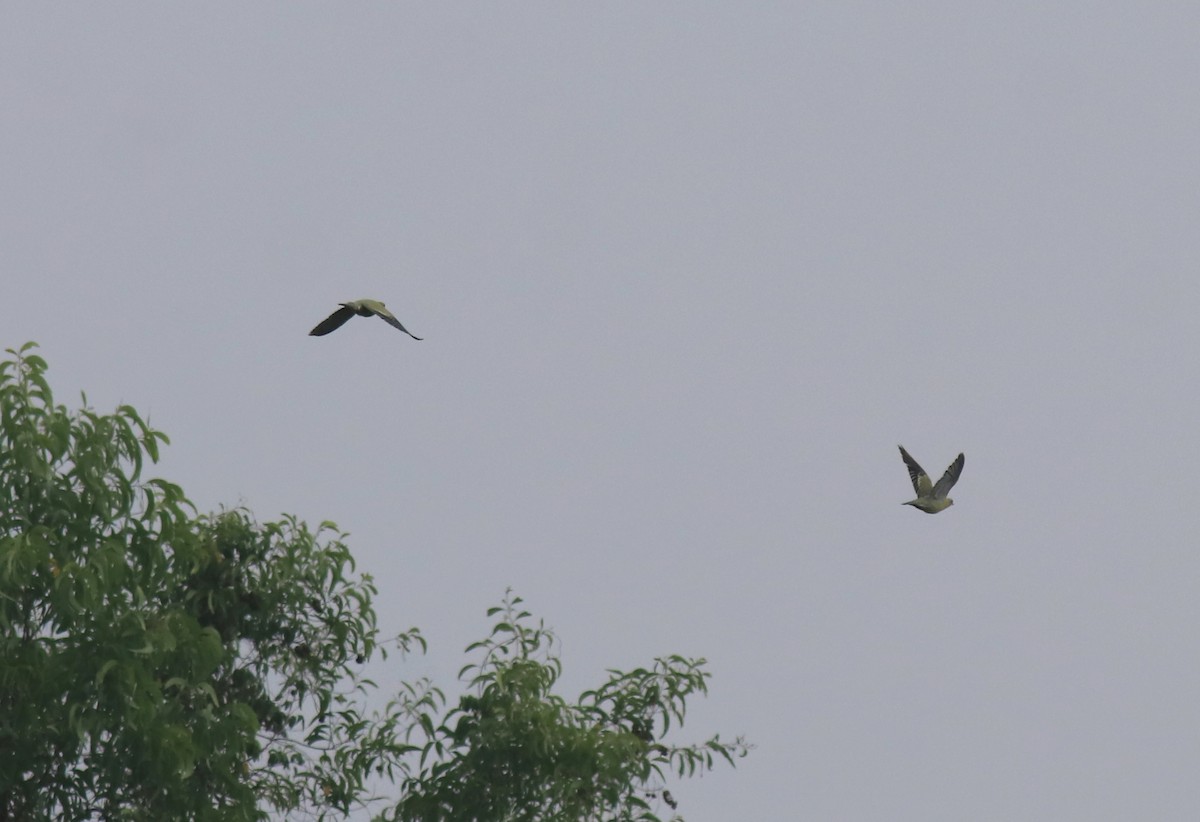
<box><xmin>95</xmin><ymin>659</ymin><xmax>119</xmax><ymax>686</ymax></box>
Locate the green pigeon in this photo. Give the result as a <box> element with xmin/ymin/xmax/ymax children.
<box><xmin>309</xmin><ymin>299</ymin><xmax>422</xmax><ymax>340</ymax></box>
<box><xmin>898</xmin><ymin>446</ymin><xmax>964</xmax><ymax>514</ymax></box>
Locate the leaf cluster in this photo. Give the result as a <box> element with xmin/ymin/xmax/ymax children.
<box><xmin>389</xmin><ymin>593</ymin><xmax>750</xmax><ymax>822</ymax></box>
<box><xmin>0</xmin><ymin>344</ymin><xmax>422</xmax><ymax>820</ymax></box>
<box><xmin>0</xmin><ymin>343</ymin><xmax>749</xmax><ymax>821</ymax></box>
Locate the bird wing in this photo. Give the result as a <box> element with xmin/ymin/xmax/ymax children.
<box><xmin>932</xmin><ymin>453</ymin><xmax>965</xmax><ymax>498</ymax></box>
<box><xmin>373</xmin><ymin>306</ymin><xmax>423</xmax><ymax>340</ymax></box>
<box><xmin>898</xmin><ymin>446</ymin><xmax>932</xmax><ymax>497</ymax></box>
<box><xmin>309</xmin><ymin>305</ymin><xmax>356</xmax><ymax>336</ymax></box>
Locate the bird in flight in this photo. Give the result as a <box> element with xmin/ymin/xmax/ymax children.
<box><xmin>898</xmin><ymin>446</ymin><xmax>964</xmax><ymax>514</ymax></box>
<box><xmin>309</xmin><ymin>299</ymin><xmax>422</xmax><ymax>340</ymax></box>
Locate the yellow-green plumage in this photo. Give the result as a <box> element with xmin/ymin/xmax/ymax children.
<box><xmin>309</xmin><ymin>299</ymin><xmax>422</xmax><ymax>340</ymax></box>
<box><xmin>898</xmin><ymin>446</ymin><xmax>964</xmax><ymax>514</ymax></box>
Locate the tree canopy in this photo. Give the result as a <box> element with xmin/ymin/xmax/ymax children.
<box><xmin>0</xmin><ymin>342</ymin><xmax>747</xmax><ymax>821</ymax></box>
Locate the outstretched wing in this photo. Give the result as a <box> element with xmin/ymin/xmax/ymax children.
<box><xmin>932</xmin><ymin>453</ymin><xmax>965</xmax><ymax>499</ymax></box>
<box><xmin>310</xmin><ymin>305</ymin><xmax>356</xmax><ymax>336</ymax></box>
<box><xmin>373</xmin><ymin>306</ymin><xmax>423</xmax><ymax>340</ymax></box>
<box><xmin>898</xmin><ymin>445</ymin><xmax>931</xmax><ymax>497</ymax></box>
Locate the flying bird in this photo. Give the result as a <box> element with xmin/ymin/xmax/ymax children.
<box><xmin>309</xmin><ymin>299</ymin><xmax>422</xmax><ymax>340</ymax></box>
<box><xmin>898</xmin><ymin>446</ymin><xmax>964</xmax><ymax>514</ymax></box>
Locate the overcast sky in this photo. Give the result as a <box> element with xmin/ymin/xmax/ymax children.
<box><xmin>4</xmin><ymin>4</ymin><xmax>1200</xmax><ymax>820</ymax></box>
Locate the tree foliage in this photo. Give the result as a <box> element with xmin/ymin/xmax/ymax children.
<box><xmin>0</xmin><ymin>343</ymin><xmax>422</xmax><ymax>820</ymax></box>
<box><xmin>389</xmin><ymin>593</ymin><xmax>750</xmax><ymax>822</ymax></box>
<box><xmin>0</xmin><ymin>343</ymin><xmax>747</xmax><ymax>821</ymax></box>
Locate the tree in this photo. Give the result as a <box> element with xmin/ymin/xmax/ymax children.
<box><xmin>389</xmin><ymin>593</ymin><xmax>750</xmax><ymax>822</ymax></box>
<box><xmin>0</xmin><ymin>343</ymin><xmax>747</xmax><ymax>821</ymax></box>
<box><xmin>0</xmin><ymin>343</ymin><xmax>424</xmax><ymax>820</ymax></box>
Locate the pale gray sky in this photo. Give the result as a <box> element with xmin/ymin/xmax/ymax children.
<box><xmin>4</xmin><ymin>4</ymin><xmax>1200</xmax><ymax>820</ymax></box>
